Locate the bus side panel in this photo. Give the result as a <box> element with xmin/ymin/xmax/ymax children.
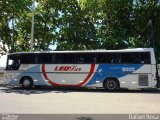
<box><xmin>4</xmin><ymin>71</ymin><xmax>22</xmax><ymax>86</ymax></box>
<box><xmin>21</xmin><ymin>64</ymin><xmax>49</xmax><ymax>86</ymax></box>
<box><xmin>128</xmin><ymin>64</ymin><xmax>152</xmax><ymax>89</ymax></box>
<box><xmin>6</xmin><ymin>64</ymin><xmax>49</xmax><ymax>86</ymax></box>
<box><xmin>41</xmin><ymin>64</ymin><xmax>98</xmax><ymax>86</ymax></box>
<box><xmin>86</xmin><ymin>64</ymin><xmax>154</xmax><ymax>89</ymax></box>
<box><xmin>5</xmin><ymin>63</ymin><xmax>155</xmax><ymax>89</ymax></box>
<box><xmin>86</xmin><ymin>64</ymin><xmax>143</xmax><ymax>88</ymax></box>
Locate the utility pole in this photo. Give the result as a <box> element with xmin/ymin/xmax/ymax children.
<box><xmin>150</xmin><ymin>20</ymin><xmax>155</xmax><ymax>50</ymax></box>
<box><xmin>30</xmin><ymin>0</ymin><xmax>35</xmax><ymax>52</ymax></box>
<box><xmin>147</xmin><ymin>20</ymin><xmax>155</xmax><ymax>50</ymax></box>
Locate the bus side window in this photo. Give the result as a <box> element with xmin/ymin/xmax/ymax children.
<box><xmin>55</xmin><ymin>54</ymin><xmax>61</xmax><ymax>63</ymax></box>
<box><xmin>52</xmin><ymin>54</ymin><xmax>57</xmax><ymax>63</ymax></box>
<box><xmin>12</xmin><ymin>59</ymin><xmax>21</xmax><ymax>69</ymax></box>
<box><xmin>134</xmin><ymin>53</ymin><xmax>142</xmax><ymax>63</ymax></box>
<box><xmin>120</xmin><ymin>53</ymin><xmax>137</xmax><ymax>64</ymax></box>
<box><xmin>120</xmin><ymin>52</ymin><xmax>151</xmax><ymax>64</ymax></box>
<box><xmin>77</xmin><ymin>54</ymin><xmax>86</xmax><ymax>63</ymax></box>
<box><xmin>96</xmin><ymin>53</ymin><xmax>106</xmax><ymax>63</ymax></box>
<box><xmin>38</xmin><ymin>54</ymin><xmax>52</xmax><ymax>64</ymax></box>
<box><xmin>142</xmin><ymin>52</ymin><xmax>151</xmax><ymax>64</ymax></box>
<box><xmin>108</xmin><ymin>53</ymin><xmax>117</xmax><ymax>63</ymax></box>
<box><xmin>96</xmin><ymin>53</ymin><xmax>116</xmax><ymax>64</ymax></box>
<box><xmin>21</xmin><ymin>54</ymin><xmax>38</xmax><ymax>64</ymax></box>
<box><xmin>76</xmin><ymin>53</ymin><xmax>94</xmax><ymax>64</ymax></box>
<box><xmin>60</xmin><ymin>54</ymin><xmax>75</xmax><ymax>64</ymax></box>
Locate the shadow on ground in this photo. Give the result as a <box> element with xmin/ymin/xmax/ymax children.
<box><xmin>0</xmin><ymin>86</ymin><xmax>160</xmax><ymax>95</ymax></box>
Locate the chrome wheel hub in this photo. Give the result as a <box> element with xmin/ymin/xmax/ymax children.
<box><xmin>23</xmin><ymin>79</ymin><xmax>30</xmax><ymax>87</ymax></box>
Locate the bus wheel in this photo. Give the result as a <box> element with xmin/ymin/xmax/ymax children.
<box><xmin>21</xmin><ymin>77</ymin><xmax>33</xmax><ymax>89</ymax></box>
<box><xmin>103</xmin><ymin>78</ymin><xmax>119</xmax><ymax>91</ymax></box>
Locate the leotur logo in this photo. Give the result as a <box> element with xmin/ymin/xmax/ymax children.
<box><xmin>55</xmin><ymin>66</ymin><xmax>82</xmax><ymax>71</ymax></box>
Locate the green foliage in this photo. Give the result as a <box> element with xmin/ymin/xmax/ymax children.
<box><xmin>0</xmin><ymin>0</ymin><xmax>32</xmax><ymax>53</ymax></box>
<box><xmin>56</xmin><ymin>0</ymin><xmax>98</xmax><ymax>50</ymax></box>
<box><xmin>0</xmin><ymin>0</ymin><xmax>160</xmax><ymax>62</ymax></box>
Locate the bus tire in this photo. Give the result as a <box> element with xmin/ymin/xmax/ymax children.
<box><xmin>20</xmin><ymin>77</ymin><xmax>33</xmax><ymax>89</ymax></box>
<box><xmin>103</xmin><ymin>78</ymin><xmax>119</xmax><ymax>92</ymax></box>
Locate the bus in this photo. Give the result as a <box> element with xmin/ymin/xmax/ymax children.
<box><xmin>4</xmin><ymin>48</ymin><xmax>158</xmax><ymax>91</ymax></box>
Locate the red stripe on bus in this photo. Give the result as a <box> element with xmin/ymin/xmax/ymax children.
<box><xmin>41</xmin><ymin>64</ymin><xmax>95</xmax><ymax>87</ymax></box>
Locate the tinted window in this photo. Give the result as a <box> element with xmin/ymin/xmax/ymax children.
<box><xmin>120</xmin><ymin>53</ymin><xmax>137</xmax><ymax>64</ymax></box>
<box><xmin>76</xmin><ymin>53</ymin><xmax>94</xmax><ymax>64</ymax></box>
<box><xmin>17</xmin><ymin>52</ymin><xmax>151</xmax><ymax>64</ymax></box>
<box><xmin>6</xmin><ymin>54</ymin><xmax>21</xmax><ymax>70</ymax></box>
<box><xmin>38</xmin><ymin>53</ymin><xmax>53</xmax><ymax>64</ymax></box>
<box><xmin>141</xmin><ymin>52</ymin><xmax>151</xmax><ymax>64</ymax></box>
<box><xmin>96</xmin><ymin>53</ymin><xmax>117</xmax><ymax>63</ymax></box>
<box><xmin>120</xmin><ymin>52</ymin><xmax>151</xmax><ymax>64</ymax></box>
<box><xmin>21</xmin><ymin>54</ymin><xmax>38</xmax><ymax>64</ymax></box>
<box><xmin>56</xmin><ymin>53</ymin><xmax>75</xmax><ymax>64</ymax></box>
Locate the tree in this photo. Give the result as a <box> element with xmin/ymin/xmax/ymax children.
<box><xmin>54</xmin><ymin>0</ymin><xmax>98</xmax><ymax>50</ymax></box>
<box><xmin>79</xmin><ymin>0</ymin><xmax>160</xmax><ymax>61</ymax></box>
<box><xmin>0</xmin><ymin>0</ymin><xmax>32</xmax><ymax>54</ymax></box>
<box><xmin>0</xmin><ymin>0</ymin><xmax>160</xmax><ymax>62</ymax></box>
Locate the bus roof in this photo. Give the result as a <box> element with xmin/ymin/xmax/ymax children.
<box><xmin>8</xmin><ymin>48</ymin><xmax>154</xmax><ymax>55</ymax></box>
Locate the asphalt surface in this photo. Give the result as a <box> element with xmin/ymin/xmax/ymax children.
<box><xmin>0</xmin><ymin>86</ymin><xmax>160</xmax><ymax>114</ymax></box>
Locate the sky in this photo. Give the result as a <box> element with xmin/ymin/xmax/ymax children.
<box><xmin>0</xmin><ymin>55</ymin><xmax>7</xmax><ymax>67</ymax></box>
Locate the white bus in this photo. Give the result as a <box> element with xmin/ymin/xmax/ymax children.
<box><xmin>4</xmin><ymin>48</ymin><xmax>158</xmax><ymax>91</ymax></box>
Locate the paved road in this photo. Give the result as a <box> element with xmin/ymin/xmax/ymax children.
<box><xmin>0</xmin><ymin>86</ymin><xmax>160</xmax><ymax>114</ymax></box>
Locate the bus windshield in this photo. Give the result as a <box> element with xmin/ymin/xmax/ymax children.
<box><xmin>6</xmin><ymin>55</ymin><xmax>21</xmax><ymax>70</ymax></box>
